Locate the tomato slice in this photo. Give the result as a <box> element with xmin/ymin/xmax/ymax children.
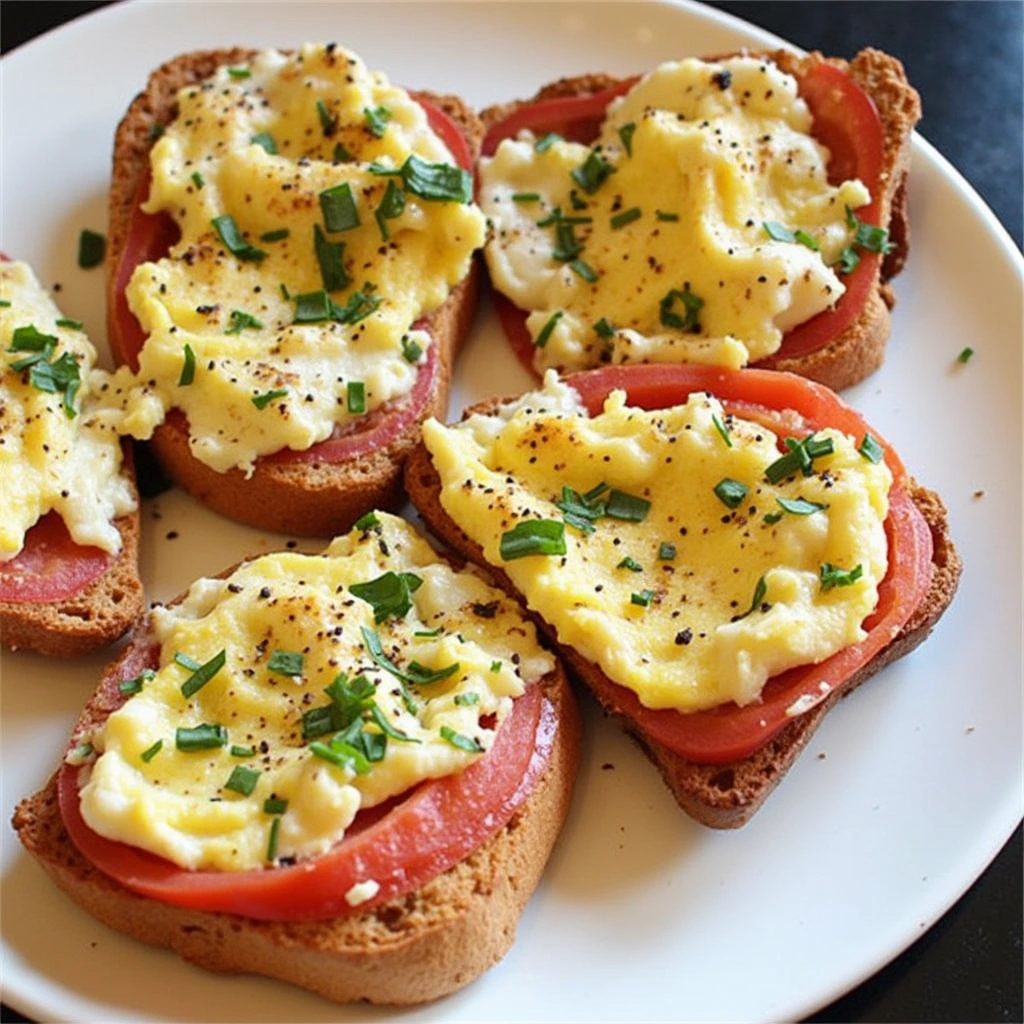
<box><xmin>563</xmin><ymin>363</ymin><xmax>932</xmax><ymax>764</ymax></box>
<box><xmin>59</xmin><ymin>640</ymin><xmax>555</xmax><ymax>920</ymax></box>
<box><xmin>107</xmin><ymin>94</ymin><xmax>474</xmax><ymax>458</ymax></box>
<box><xmin>0</xmin><ymin>513</ymin><xmax>113</xmax><ymax>603</ymax></box>
<box><xmin>483</xmin><ymin>61</ymin><xmax>887</xmax><ymax>372</ymax></box>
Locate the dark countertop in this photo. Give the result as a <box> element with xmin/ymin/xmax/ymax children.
<box><xmin>1</xmin><ymin>3</ymin><xmax>1020</xmax><ymax>1023</ymax></box>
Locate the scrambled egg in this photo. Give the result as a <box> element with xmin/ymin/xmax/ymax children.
<box><xmin>0</xmin><ymin>260</ymin><xmax>136</xmax><ymax>560</ymax></box>
<box><xmin>422</xmin><ymin>373</ymin><xmax>891</xmax><ymax>712</ymax></box>
<box><xmin>100</xmin><ymin>44</ymin><xmax>486</xmax><ymax>475</ymax></box>
<box><xmin>76</xmin><ymin>513</ymin><xmax>553</xmax><ymax>871</ymax></box>
<box><xmin>479</xmin><ymin>56</ymin><xmax>871</xmax><ymax>373</ymax></box>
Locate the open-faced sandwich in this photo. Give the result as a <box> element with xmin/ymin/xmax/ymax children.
<box><xmin>98</xmin><ymin>43</ymin><xmax>486</xmax><ymax>535</ymax></box>
<box><xmin>405</xmin><ymin>364</ymin><xmax>960</xmax><ymax>827</ymax></box>
<box><xmin>1</xmin><ymin>256</ymin><xmax>143</xmax><ymax>656</ymax></box>
<box><xmin>13</xmin><ymin>512</ymin><xmax>580</xmax><ymax>1003</ymax></box>
<box><xmin>477</xmin><ymin>49</ymin><xmax>921</xmax><ymax>391</ymax></box>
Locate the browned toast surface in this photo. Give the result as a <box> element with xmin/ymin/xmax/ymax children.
<box><xmin>480</xmin><ymin>48</ymin><xmax>922</xmax><ymax>392</ymax></box>
<box><xmin>107</xmin><ymin>49</ymin><xmax>485</xmax><ymax>537</ymax></box>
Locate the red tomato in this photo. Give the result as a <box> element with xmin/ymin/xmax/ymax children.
<box><xmin>483</xmin><ymin>62</ymin><xmax>886</xmax><ymax>372</ymax></box>
<box><xmin>565</xmin><ymin>363</ymin><xmax>932</xmax><ymax>764</ymax></box>
<box><xmin>0</xmin><ymin>513</ymin><xmax>112</xmax><ymax>603</ymax></box>
<box><xmin>107</xmin><ymin>95</ymin><xmax>474</xmax><ymax>457</ymax></box>
<box><xmin>59</xmin><ymin>640</ymin><xmax>556</xmax><ymax>920</ymax></box>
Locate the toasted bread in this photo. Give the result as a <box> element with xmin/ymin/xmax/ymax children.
<box><xmin>403</xmin><ymin>389</ymin><xmax>961</xmax><ymax>829</ymax></box>
<box><xmin>106</xmin><ymin>49</ymin><xmax>484</xmax><ymax>537</ymax></box>
<box><xmin>479</xmin><ymin>48</ymin><xmax>922</xmax><ymax>392</ymax></box>
<box><xmin>12</xmin><ymin>536</ymin><xmax>581</xmax><ymax>1004</ymax></box>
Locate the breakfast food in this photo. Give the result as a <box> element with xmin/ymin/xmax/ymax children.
<box><xmin>99</xmin><ymin>44</ymin><xmax>487</xmax><ymax>535</ymax></box>
<box><xmin>13</xmin><ymin>512</ymin><xmax>580</xmax><ymax>1003</ymax></box>
<box><xmin>405</xmin><ymin>364</ymin><xmax>960</xmax><ymax>827</ymax></box>
<box><xmin>478</xmin><ymin>48</ymin><xmax>921</xmax><ymax>391</ymax></box>
<box><xmin>0</xmin><ymin>257</ymin><xmax>143</xmax><ymax>656</ymax></box>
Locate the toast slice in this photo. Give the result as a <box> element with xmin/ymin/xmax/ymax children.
<box><xmin>106</xmin><ymin>49</ymin><xmax>484</xmax><ymax>537</ymax></box>
<box><xmin>12</xmin><ymin>523</ymin><xmax>581</xmax><ymax>1004</ymax></box>
<box><xmin>403</xmin><ymin>394</ymin><xmax>961</xmax><ymax>829</ymax></box>
<box><xmin>480</xmin><ymin>48</ymin><xmax>922</xmax><ymax>393</ymax></box>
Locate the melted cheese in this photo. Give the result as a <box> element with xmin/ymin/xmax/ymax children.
<box><xmin>422</xmin><ymin>373</ymin><xmax>891</xmax><ymax>712</ymax></box>
<box><xmin>0</xmin><ymin>261</ymin><xmax>135</xmax><ymax>560</ymax></box>
<box><xmin>77</xmin><ymin>513</ymin><xmax>553</xmax><ymax>871</ymax></box>
<box><xmin>479</xmin><ymin>56</ymin><xmax>870</xmax><ymax>373</ymax></box>
<box><xmin>99</xmin><ymin>44</ymin><xmax>485</xmax><ymax>475</ymax></box>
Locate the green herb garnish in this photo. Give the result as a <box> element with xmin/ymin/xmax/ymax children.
<box><xmin>534</xmin><ymin>132</ymin><xmax>562</xmax><ymax>153</ymax></box>
<box><xmin>858</xmin><ymin>434</ymin><xmax>884</xmax><ymax>464</ymax></box>
<box><xmin>764</xmin><ymin>434</ymin><xmax>835</xmax><ymax>483</ymax></box>
<box><xmin>610</xmin><ymin>207</ymin><xmax>642</xmax><ymax>230</ymax></box>
<box><xmin>252</xmin><ymin>388</ymin><xmax>287</xmax><ymax>409</ymax></box>
<box><xmin>250</xmin><ymin>131</ymin><xmax>278</xmax><ymax>154</ymax></box>
<box><xmin>659</xmin><ymin>286</ymin><xmax>703</xmax><ymax>332</ymax></box>
<box><xmin>375</xmin><ymin>178</ymin><xmax>406</xmax><ymax>241</ymax></box>
<box><xmin>267</xmin><ymin>649</ymin><xmax>304</xmax><ymax>677</ymax></box>
<box><xmin>78</xmin><ymin>229</ymin><xmax>106</xmax><ymax>268</ymax></box>
<box><xmin>364</xmin><ymin>105</ymin><xmax>392</xmax><ymax>137</ymax></box>
<box><xmin>820</xmin><ymin>562</ymin><xmax>864</xmax><ymax>590</ymax></box>
<box><xmin>211</xmin><ymin>214</ymin><xmax>266</xmax><ymax>263</ymax></box>
<box><xmin>570</xmin><ymin>148</ymin><xmax>616</xmax><ymax>194</ymax></box>
<box><xmin>617</xmin><ymin>556</ymin><xmax>643</xmax><ymax>572</ymax></box>
<box><xmin>140</xmin><ymin>739</ymin><xmax>163</xmax><ymax>763</ymax></box>
<box><xmin>735</xmin><ymin>574</ymin><xmax>768</xmax><ymax>621</ymax></box>
<box><xmin>175</xmin><ymin>723</ymin><xmax>228</xmax><ymax>751</ymax></box>
<box><xmin>226</xmin><ymin>309</ymin><xmax>264</xmax><ymax>334</ymax></box>
<box><xmin>180</xmin><ymin>649</ymin><xmax>227</xmax><ymax>699</ymax></box>
<box><xmin>440</xmin><ymin>725</ymin><xmax>483</xmax><ymax>754</ymax></box>
<box><xmin>534</xmin><ymin>309</ymin><xmax>563</xmax><ymax>348</ymax></box>
<box><xmin>313</xmin><ymin>224</ymin><xmax>350</xmax><ymax>292</ymax></box>
<box><xmin>319</xmin><ymin>182</ymin><xmax>360</xmax><ymax>233</ymax></box>
<box><xmin>630</xmin><ymin>589</ymin><xmax>655</xmax><ymax>607</ymax></box>
<box><xmin>349</xmin><ymin>570</ymin><xmax>423</xmax><ymax>623</ymax></box>
<box><xmin>224</xmin><ymin>765</ymin><xmax>260</xmax><ymax>796</ymax></box>
<box><xmin>713</xmin><ymin>478</ymin><xmax>748</xmax><ymax>509</ymax></box>
<box><xmin>776</xmin><ymin>497</ymin><xmax>828</xmax><ymax>516</ymax></box>
<box><xmin>618</xmin><ymin>122</ymin><xmax>636</xmax><ymax>156</ymax></box>
<box><xmin>658</xmin><ymin>542</ymin><xmax>677</xmax><ymax>561</ymax></box>
<box><xmin>499</xmin><ymin>519</ymin><xmax>567</xmax><ymax>560</ymax></box>
<box><xmin>347</xmin><ymin>380</ymin><xmax>366</xmax><ymax>413</ymax></box>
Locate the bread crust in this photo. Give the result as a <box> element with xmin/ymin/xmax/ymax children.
<box><xmin>480</xmin><ymin>48</ymin><xmax>922</xmax><ymax>392</ymax></box>
<box><xmin>0</xmin><ymin>443</ymin><xmax>145</xmax><ymax>658</ymax></box>
<box><xmin>402</xmin><ymin>396</ymin><xmax>961</xmax><ymax>829</ymax></box>
<box><xmin>106</xmin><ymin>49</ymin><xmax>485</xmax><ymax>536</ymax></box>
<box><xmin>12</xmin><ymin>555</ymin><xmax>581</xmax><ymax>1004</ymax></box>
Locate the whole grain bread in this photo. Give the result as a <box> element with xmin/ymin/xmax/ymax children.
<box><xmin>480</xmin><ymin>48</ymin><xmax>922</xmax><ymax>393</ymax></box>
<box><xmin>0</xmin><ymin>444</ymin><xmax>144</xmax><ymax>658</ymax></box>
<box><xmin>106</xmin><ymin>49</ymin><xmax>484</xmax><ymax>537</ymax></box>
<box><xmin>403</xmin><ymin>396</ymin><xmax>962</xmax><ymax>830</ymax></box>
<box><xmin>12</xmin><ymin>595</ymin><xmax>581</xmax><ymax>1005</ymax></box>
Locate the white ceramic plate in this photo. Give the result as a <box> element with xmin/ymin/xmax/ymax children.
<box><xmin>2</xmin><ymin>2</ymin><xmax>1021</xmax><ymax>1021</ymax></box>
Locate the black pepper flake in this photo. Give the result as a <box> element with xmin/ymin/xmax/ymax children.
<box><xmin>675</xmin><ymin>628</ymin><xmax>693</xmax><ymax>646</ymax></box>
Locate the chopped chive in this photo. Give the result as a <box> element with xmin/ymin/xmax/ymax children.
<box><xmin>267</xmin><ymin>649</ymin><xmax>304</xmax><ymax>676</ymax></box>
<box><xmin>364</xmin><ymin>105</ymin><xmax>392</xmax><ymax>137</ymax></box>
<box><xmin>280</xmin><ymin>282</ymin><xmax>291</xmax><ymax>300</ymax></box>
<box><xmin>175</xmin><ymin>723</ymin><xmax>228</xmax><ymax>751</ymax></box>
<box><xmin>604</xmin><ymin>489</ymin><xmax>651</xmax><ymax>522</ymax></box>
<box><xmin>347</xmin><ymin>380</ymin><xmax>366</xmax><ymax>413</ymax></box>
<box><xmin>570</xmin><ymin>258</ymin><xmax>599</xmax><ymax>282</ymax></box>
<box><xmin>712</xmin><ymin>413</ymin><xmax>733</xmax><ymax>447</ymax></box>
<box><xmin>845</xmin><ymin>206</ymin><xmax>895</xmax><ymax>254</ymax></box>
<box><xmin>776</xmin><ymin>497</ymin><xmax>828</xmax><ymax>516</ymax></box>
<box><xmin>266</xmin><ymin>815</ymin><xmax>281</xmax><ymax>861</ymax></box>
<box><xmin>713</xmin><ymin>478</ymin><xmax>748</xmax><ymax>509</ymax></box>
<box><xmin>264</xmin><ymin>797</ymin><xmax>288</xmax><ymax>815</ymax></box>
<box><xmin>764</xmin><ymin>511</ymin><xmax>784</xmax><ymax>525</ymax></box>
<box><xmin>358</xmin><ymin>627</ymin><xmax>419</xmax><ymax>714</ymax></box>
<box><xmin>190</xmin><ymin>171</ymin><xmax>204</xmax><ymax>189</ymax></box>
<box><xmin>631</xmin><ymin>589</ymin><xmax>655</xmax><ymax>607</ymax></box>
<box><xmin>226</xmin><ymin>309</ymin><xmax>264</xmax><ymax>334</ymax></box>
<box><xmin>594</xmin><ymin>317</ymin><xmax>615</xmax><ymax>339</ymax></box>
<box><xmin>833</xmin><ymin>246</ymin><xmax>860</xmax><ymax>274</ymax></box>
<box><xmin>140</xmin><ymin>739</ymin><xmax>163</xmax><ymax>763</ymax></box>
<box><xmin>764</xmin><ymin>434</ymin><xmax>834</xmax><ymax>483</ymax></box>
<box><xmin>490</xmin><ymin>660</ymin><xmax>502</xmax><ymax>673</ymax></box>
<box><xmin>250</xmin><ymin>131</ymin><xmax>277</xmax><ymax>154</ymax></box>
<box><xmin>499</xmin><ymin>519</ymin><xmax>566</xmax><ymax>560</ymax></box>
<box><xmin>658</xmin><ymin>542</ymin><xmax>677</xmax><ymax>561</ymax></box>
<box><xmin>174</xmin><ymin>651</ymin><xmax>201</xmax><ymax>671</ymax></box>
<box><xmin>353</xmin><ymin>510</ymin><xmax>380</xmax><ymax>530</ymax></box>
<box><xmin>794</xmin><ymin>229</ymin><xmax>820</xmax><ymax>251</ymax></box>
<box><xmin>252</xmin><ymin>388</ymin><xmax>287</xmax><ymax>409</ymax></box>
<box><xmin>401</xmin><ymin>334</ymin><xmax>423</xmax><ymax>363</ymax></box>
<box><xmin>260</xmin><ymin>228</ymin><xmax>289</xmax><ymax>242</ymax></box>
<box><xmin>957</xmin><ymin>346</ymin><xmax>975</xmax><ymax>364</ymax></box>
<box><xmin>440</xmin><ymin>725</ymin><xmax>483</xmax><ymax>753</ymax></box>
<box><xmin>659</xmin><ymin>285</ymin><xmax>703</xmax><ymax>332</ymax></box>
<box><xmin>655</xmin><ymin>210</ymin><xmax>679</xmax><ymax>222</ymax></box>
<box><xmin>293</xmin><ymin>289</ymin><xmax>333</xmax><ymax>323</ymax></box>
<box><xmin>231</xmin><ymin>744</ymin><xmax>255</xmax><ymax>758</ymax></box>
<box><xmin>0</xmin><ymin>299</ymin><xmax>11</xmax><ymax>307</ymax></box>
<box><xmin>332</xmin><ymin>142</ymin><xmax>352</xmax><ymax>162</ymax></box>
<box><xmin>820</xmin><ymin>562</ymin><xmax>864</xmax><ymax>590</ymax></box>
<box><xmin>313</xmin><ymin>224</ymin><xmax>350</xmax><ymax>292</ymax></box>
<box><xmin>735</xmin><ymin>574</ymin><xmax>768</xmax><ymax>620</ymax></box>
<box><xmin>534</xmin><ymin>132</ymin><xmax>562</xmax><ymax>153</ymax></box>
<box><xmin>224</xmin><ymin>764</ymin><xmax>260</xmax><ymax>796</ymax></box>
<box><xmin>371</xmin><ymin>154</ymin><xmax>472</xmax><ymax>203</ymax></box>
<box><xmin>534</xmin><ymin>309</ymin><xmax>563</xmax><ymax>348</ymax></box>
<box><xmin>227</xmin><ymin>66</ymin><xmax>251</xmax><ymax>79</ymax></box>
<box><xmin>570</xmin><ymin>148</ymin><xmax>616</xmax><ymax>194</ymax></box>
<box><xmin>310</xmin><ymin>739</ymin><xmax>372</xmax><ymax>774</ymax></box>
<box><xmin>610</xmin><ymin>207</ymin><xmax>642</xmax><ymax>230</ymax></box>
<box><xmin>375</xmin><ymin>178</ymin><xmax>406</xmax><ymax>240</ymax></box>
<box><xmin>211</xmin><ymin>214</ymin><xmax>266</xmax><ymax>263</ymax></box>
<box><xmin>332</xmin><ymin>285</ymin><xmax>381</xmax><ymax>325</ymax></box>
<box><xmin>180</xmin><ymin>649</ymin><xmax>227</xmax><ymax>699</ymax></box>
<box><xmin>119</xmin><ymin>668</ymin><xmax>155</xmax><ymax>696</ymax></box>
<box><xmin>511</xmin><ymin>192</ymin><xmax>541</xmax><ymax>202</ymax></box>
<box><xmin>316</xmin><ymin>98</ymin><xmax>338</xmax><ymax>136</ymax></box>
<box><xmin>78</xmin><ymin>229</ymin><xmax>106</xmax><ymax>269</ymax></box>
<box><xmin>414</xmin><ymin>626</ymin><xmax>444</xmax><ymax>638</ymax></box>
<box><xmin>176</xmin><ymin>343</ymin><xmax>195</xmax><ymax>386</ymax></box>
<box><xmin>349</xmin><ymin>570</ymin><xmax>423</xmax><ymax>623</ymax></box>
<box><xmin>858</xmin><ymin>434</ymin><xmax>884</xmax><ymax>463</ymax></box>
<box><xmin>147</xmin><ymin>123</ymin><xmax>165</xmax><ymax>142</ymax></box>
<box><xmin>763</xmin><ymin>221</ymin><xmax>795</xmax><ymax>243</ymax></box>
<box><xmin>319</xmin><ymin>182</ymin><xmax>360</xmax><ymax>232</ymax></box>
<box><xmin>618</xmin><ymin>122</ymin><xmax>636</xmax><ymax>156</ymax></box>
<box><xmin>617</xmin><ymin>556</ymin><xmax>643</xmax><ymax>572</ymax></box>
<box><xmin>55</xmin><ymin>317</ymin><xmax>83</xmax><ymax>330</ymax></box>
<box><xmin>454</xmin><ymin>691</ymin><xmax>480</xmax><ymax>706</ymax></box>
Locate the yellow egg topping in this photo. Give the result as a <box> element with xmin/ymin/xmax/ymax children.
<box><xmin>0</xmin><ymin>260</ymin><xmax>135</xmax><ymax>560</ymax></box>
<box><xmin>479</xmin><ymin>56</ymin><xmax>872</xmax><ymax>373</ymax></box>
<box><xmin>76</xmin><ymin>513</ymin><xmax>553</xmax><ymax>871</ymax></box>
<box><xmin>100</xmin><ymin>44</ymin><xmax>486</xmax><ymax>475</ymax></box>
<box><xmin>422</xmin><ymin>373</ymin><xmax>891</xmax><ymax>712</ymax></box>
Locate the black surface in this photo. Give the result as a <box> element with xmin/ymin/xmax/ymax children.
<box><xmin>1</xmin><ymin>3</ymin><xmax>1021</xmax><ymax>1023</ymax></box>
